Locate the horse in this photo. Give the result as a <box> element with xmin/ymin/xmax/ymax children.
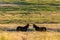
<box><xmin>16</xmin><ymin>24</ymin><xmax>29</xmax><ymax>31</ymax></box>
<box><xmin>33</xmin><ymin>24</ymin><xmax>47</xmax><ymax>31</ymax></box>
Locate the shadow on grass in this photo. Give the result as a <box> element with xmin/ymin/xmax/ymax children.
<box><xmin>12</xmin><ymin>2</ymin><xmax>39</xmax><ymax>5</ymax></box>
<box><xmin>0</xmin><ymin>27</ymin><xmax>35</xmax><ymax>32</ymax></box>
<box><xmin>0</xmin><ymin>27</ymin><xmax>60</xmax><ymax>32</ymax></box>
<box><xmin>47</xmin><ymin>28</ymin><xmax>60</xmax><ymax>32</ymax></box>
<box><xmin>0</xmin><ymin>27</ymin><xmax>16</xmax><ymax>32</ymax></box>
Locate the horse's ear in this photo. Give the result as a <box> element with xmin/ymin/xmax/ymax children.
<box><xmin>26</xmin><ymin>23</ymin><xmax>29</xmax><ymax>24</ymax></box>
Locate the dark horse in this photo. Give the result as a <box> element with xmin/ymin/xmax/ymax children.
<box><xmin>16</xmin><ymin>24</ymin><xmax>29</xmax><ymax>31</ymax></box>
<box><xmin>33</xmin><ymin>24</ymin><xmax>47</xmax><ymax>31</ymax></box>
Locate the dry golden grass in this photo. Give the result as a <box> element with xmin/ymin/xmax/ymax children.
<box><xmin>0</xmin><ymin>11</ymin><xmax>60</xmax><ymax>24</ymax></box>
<box><xmin>0</xmin><ymin>31</ymin><xmax>60</xmax><ymax>40</ymax></box>
<box><xmin>0</xmin><ymin>24</ymin><xmax>60</xmax><ymax>28</ymax></box>
<box><xmin>0</xmin><ymin>24</ymin><xmax>60</xmax><ymax>40</ymax></box>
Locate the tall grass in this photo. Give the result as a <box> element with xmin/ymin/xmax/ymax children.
<box><xmin>0</xmin><ymin>11</ymin><xmax>60</xmax><ymax>24</ymax></box>
<box><xmin>0</xmin><ymin>31</ymin><xmax>60</xmax><ymax>40</ymax></box>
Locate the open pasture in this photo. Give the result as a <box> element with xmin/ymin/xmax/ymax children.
<box><xmin>0</xmin><ymin>31</ymin><xmax>60</xmax><ymax>40</ymax></box>
<box><xmin>0</xmin><ymin>11</ymin><xmax>60</xmax><ymax>24</ymax></box>
<box><xmin>0</xmin><ymin>24</ymin><xmax>60</xmax><ymax>40</ymax></box>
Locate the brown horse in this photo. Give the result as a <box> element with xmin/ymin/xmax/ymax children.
<box><xmin>33</xmin><ymin>24</ymin><xmax>47</xmax><ymax>31</ymax></box>
<box><xmin>16</xmin><ymin>24</ymin><xmax>29</xmax><ymax>31</ymax></box>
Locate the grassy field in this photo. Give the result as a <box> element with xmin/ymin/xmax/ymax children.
<box><xmin>0</xmin><ymin>24</ymin><xmax>59</xmax><ymax>40</ymax></box>
<box><xmin>0</xmin><ymin>0</ymin><xmax>59</xmax><ymax>24</ymax></box>
<box><xmin>0</xmin><ymin>31</ymin><xmax>60</xmax><ymax>40</ymax></box>
<box><xmin>0</xmin><ymin>0</ymin><xmax>60</xmax><ymax>4</ymax></box>
<box><xmin>0</xmin><ymin>1</ymin><xmax>60</xmax><ymax>24</ymax></box>
<box><xmin>0</xmin><ymin>5</ymin><xmax>60</xmax><ymax>11</ymax></box>
<box><xmin>0</xmin><ymin>11</ymin><xmax>60</xmax><ymax>24</ymax></box>
<box><xmin>0</xmin><ymin>0</ymin><xmax>60</xmax><ymax>40</ymax></box>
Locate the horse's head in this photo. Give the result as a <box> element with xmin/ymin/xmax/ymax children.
<box><xmin>24</xmin><ymin>24</ymin><xmax>29</xmax><ymax>28</ymax></box>
<box><xmin>33</xmin><ymin>24</ymin><xmax>37</xmax><ymax>28</ymax></box>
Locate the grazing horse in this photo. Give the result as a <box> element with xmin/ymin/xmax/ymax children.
<box><xmin>16</xmin><ymin>24</ymin><xmax>29</xmax><ymax>31</ymax></box>
<box><xmin>33</xmin><ymin>24</ymin><xmax>47</xmax><ymax>31</ymax></box>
